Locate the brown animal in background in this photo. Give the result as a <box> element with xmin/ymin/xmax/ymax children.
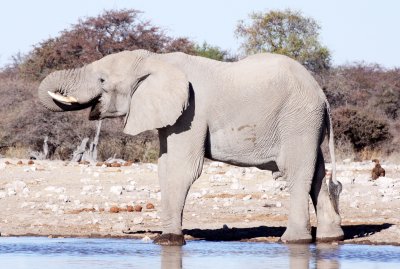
<box><xmin>371</xmin><ymin>159</ymin><xmax>385</xmax><ymax>180</ymax></box>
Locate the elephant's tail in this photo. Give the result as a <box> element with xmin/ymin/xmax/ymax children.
<box><xmin>325</xmin><ymin>100</ymin><xmax>342</xmax><ymax>214</ymax></box>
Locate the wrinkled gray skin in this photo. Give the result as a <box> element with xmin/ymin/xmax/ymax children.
<box><xmin>38</xmin><ymin>50</ymin><xmax>344</xmax><ymax>245</ymax></box>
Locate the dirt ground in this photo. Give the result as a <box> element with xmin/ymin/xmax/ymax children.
<box><xmin>0</xmin><ymin>158</ymin><xmax>399</xmax><ymax>245</ymax></box>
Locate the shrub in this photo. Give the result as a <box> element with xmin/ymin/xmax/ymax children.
<box><xmin>374</xmin><ymin>87</ymin><xmax>400</xmax><ymax>120</ymax></box>
<box><xmin>332</xmin><ymin>107</ymin><xmax>392</xmax><ymax>152</ymax></box>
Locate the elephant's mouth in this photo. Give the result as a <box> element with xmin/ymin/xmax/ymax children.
<box><xmin>89</xmin><ymin>99</ymin><xmax>102</xmax><ymax>120</ymax></box>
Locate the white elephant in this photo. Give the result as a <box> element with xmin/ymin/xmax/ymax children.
<box><xmin>38</xmin><ymin>50</ymin><xmax>343</xmax><ymax>245</ymax></box>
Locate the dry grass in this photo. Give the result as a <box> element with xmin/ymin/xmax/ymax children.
<box><xmin>386</xmin><ymin>152</ymin><xmax>400</xmax><ymax>163</ymax></box>
<box><xmin>4</xmin><ymin>146</ymin><xmax>30</xmax><ymax>159</ymax></box>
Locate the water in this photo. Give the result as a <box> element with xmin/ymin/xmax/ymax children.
<box><xmin>0</xmin><ymin>237</ymin><xmax>399</xmax><ymax>269</ymax></box>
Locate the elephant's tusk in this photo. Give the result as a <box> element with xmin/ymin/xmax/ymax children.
<box><xmin>48</xmin><ymin>91</ymin><xmax>78</xmax><ymax>104</ymax></box>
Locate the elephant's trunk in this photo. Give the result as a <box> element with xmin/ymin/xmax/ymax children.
<box><xmin>38</xmin><ymin>67</ymin><xmax>101</xmax><ymax>112</ymax></box>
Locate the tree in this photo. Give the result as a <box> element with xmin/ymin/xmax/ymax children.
<box><xmin>193</xmin><ymin>42</ymin><xmax>235</xmax><ymax>61</ymax></box>
<box><xmin>235</xmin><ymin>9</ymin><xmax>331</xmax><ymax>73</ymax></box>
<box><xmin>19</xmin><ymin>9</ymin><xmax>196</xmax><ymax>80</ymax></box>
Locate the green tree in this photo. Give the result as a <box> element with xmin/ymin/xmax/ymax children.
<box><xmin>235</xmin><ymin>9</ymin><xmax>331</xmax><ymax>73</ymax></box>
<box><xmin>194</xmin><ymin>42</ymin><xmax>229</xmax><ymax>61</ymax></box>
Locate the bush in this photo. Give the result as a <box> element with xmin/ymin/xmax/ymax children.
<box><xmin>332</xmin><ymin>107</ymin><xmax>392</xmax><ymax>152</ymax></box>
<box><xmin>374</xmin><ymin>87</ymin><xmax>400</xmax><ymax>120</ymax></box>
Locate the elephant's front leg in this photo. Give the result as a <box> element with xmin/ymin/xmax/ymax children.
<box><xmin>153</xmin><ymin>128</ymin><xmax>205</xmax><ymax>246</ymax></box>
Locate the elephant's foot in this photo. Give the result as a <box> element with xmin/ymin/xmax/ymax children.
<box><xmin>316</xmin><ymin>225</ymin><xmax>344</xmax><ymax>242</ymax></box>
<box><xmin>153</xmin><ymin>233</ymin><xmax>186</xmax><ymax>246</ymax></box>
<box><xmin>280</xmin><ymin>228</ymin><xmax>312</xmax><ymax>244</ymax></box>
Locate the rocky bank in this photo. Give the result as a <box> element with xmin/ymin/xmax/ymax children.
<box><xmin>0</xmin><ymin>158</ymin><xmax>399</xmax><ymax>245</ymax></box>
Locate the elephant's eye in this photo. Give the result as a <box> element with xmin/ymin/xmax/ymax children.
<box><xmin>99</xmin><ymin>78</ymin><xmax>105</xmax><ymax>84</ymax></box>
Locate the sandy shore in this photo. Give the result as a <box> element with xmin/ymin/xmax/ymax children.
<box><xmin>0</xmin><ymin>158</ymin><xmax>399</xmax><ymax>245</ymax></box>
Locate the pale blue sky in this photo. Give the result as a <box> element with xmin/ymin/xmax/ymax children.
<box><xmin>1</xmin><ymin>0</ymin><xmax>399</xmax><ymax>68</ymax></box>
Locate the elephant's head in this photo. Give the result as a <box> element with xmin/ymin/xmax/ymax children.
<box><xmin>38</xmin><ymin>50</ymin><xmax>190</xmax><ymax>136</ymax></box>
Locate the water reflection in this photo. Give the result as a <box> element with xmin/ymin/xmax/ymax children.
<box><xmin>288</xmin><ymin>244</ymin><xmax>339</xmax><ymax>269</ymax></box>
<box><xmin>0</xmin><ymin>237</ymin><xmax>399</xmax><ymax>269</ymax></box>
<box><xmin>161</xmin><ymin>246</ymin><xmax>182</xmax><ymax>269</ymax></box>
<box><xmin>160</xmin><ymin>243</ymin><xmax>340</xmax><ymax>269</ymax></box>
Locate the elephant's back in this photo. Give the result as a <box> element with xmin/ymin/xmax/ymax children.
<box><xmin>224</xmin><ymin>53</ymin><xmax>326</xmax><ymax>107</ymax></box>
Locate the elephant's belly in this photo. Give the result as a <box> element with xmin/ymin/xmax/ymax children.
<box><xmin>205</xmin><ymin>126</ymin><xmax>278</xmax><ymax>168</ymax></box>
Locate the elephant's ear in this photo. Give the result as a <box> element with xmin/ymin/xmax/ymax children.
<box><xmin>123</xmin><ymin>58</ymin><xmax>190</xmax><ymax>136</ymax></box>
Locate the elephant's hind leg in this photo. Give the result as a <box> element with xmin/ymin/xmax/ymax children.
<box><xmin>310</xmin><ymin>149</ymin><xmax>344</xmax><ymax>242</ymax></box>
<box><xmin>278</xmin><ymin>145</ymin><xmax>316</xmax><ymax>243</ymax></box>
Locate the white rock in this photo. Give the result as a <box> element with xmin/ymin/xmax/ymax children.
<box><xmin>49</xmin><ymin>205</ymin><xmax>59</xmax><ymax>212</ymax></box>
<box><xmin>0</xmin><ymin>191</ymin><xmax>6</xmax><ymax>198</ymax></box>
<box><xmin>146</xmin><ymin>164</ymin><xmax>158</xmax><ymax>172</ymax></box>
<box><xmin>273</xmin><ymin>181</ymin><xmax>287</xmax><ymax>193</ymax></box>
<box><xmin>125</xmin><ymin>185</ymin><xmax>136</xmax><ymax>192</ymax></box>
<box><xmin>58</xmin><ymin>195</ymin><xmax>70</xmax><ymax>203</ymax></box>
<box><xmin>188</xmin><ymin>192</ymin><xmax>202</xmax><ymax>199</ymax></box>
<box><xmin>206</xmin><ymin>167</ymin><xmax>218</xmax><ymax>174</ymax></box>
<box><xmin>133</xmin><ymin>217</ymin><xmax>144</xmax><ymax>225</ymax></box>
<box><xmin>223</xmin><ymin>201</ymin><xmax>232</xmax><ymax>207</ymax></box>
<box><xmin>230</xmin><ymin>182</ymin><xmax>244</xmax><ymax>190</ymax></box>
<box><xmin>150</xmin><ymin>192</ymin><xmax>161</xmax><ymax>201</ymax></box>
<box><xmin>209</xmin><ymin>174</ymin><xmax>225</xmax><ymax>182</ymax></box>
<box><xmin>209</xmin><ymin>161</ymin><xmax>224</xmax><ymax>167</ymax></box>
<box><xmin>0</xmin><ymin>163</ymin><xmax>6</xmax><ymax>170</ymax></box>
<box><xmin>142</xmin><ymin>236</ymin><xmax>152</xmax><ymax>243</ymax></box>
<box><xmin>350</xmin><ymin>201</ymin><xmax>359</xmax><ymax>208</ymax></box>
<box><xmin>6</xmin><ymin>180</ymin><xmax>27</xmax><ymax>193</ymax></box>
<box><xmin>143</xmin><ymin>212</ymin><xmax>159</xmax><ymax>219</ymax></box>
<box><xmin>244</xmin><ymin>173</ymin><xmax>256</xmax><ymax>180</ymax></box>
<box><xmin>22</xmin><ymin>187</ymin><xmax>30</xmax><ymax>196</ymax></box>
<box><xmin>112</xmin><ymin>222</ymin><xmax>128</xmax><ymax>231</ymax></box>
<box><xmin>242</xmin><ymin>194</ymin><xmax>252</xmax><ymax>201</ymax></box>
<box><xmin>55</xmin><ymin>187</ymin><xmax>66</xmax><ymax>193</ymax></box>
<box><xmin>342</xmin><ymin>158</ymin><xmax>352</xmax><ymax>164</ymax></box>
<box><xmin>80</xmin><ymin>178</ymin><xmax>92</xmax><ymax>183</ymax></box>
<box><xmin>225</xmin><ymin>168</ymin><xmax>242</xmax><ymax>177</ymax></box>
<box><xmin>44</xmin><ymin>186</ymin><xmax>56</xmax><ymax>192</ymax></box>
<box><xmin>21</xmin><ymin>202</ymin><xmax>30</xmax><ymax>208</ymax></box>
<box><xmin>82</xmin><ymin>185</ymin><xmax>95</xmax><ymax>192</ymax></box>
<box><xmin>110</xmin><ymin>186</ymin><xmax>123</xmax><ymax>195</ymax></box>
<box><xmin>128</xmin><ymin>179</ymin><xmax>137</xmax><ymax>186</ymax></box>
<box><xmin>7</xmin><ymin>189</ymin><xmax>16</xmax><ymax>196</ymax></box>
<box><xmin>276</xmin><ymin>202</ymin><xmax>282</xmax><ymax>208</ymax></box>
<box><xmin>261</xmin><ymin>194</ymin><xmax>268</xmax><ymax>200</ymax></box>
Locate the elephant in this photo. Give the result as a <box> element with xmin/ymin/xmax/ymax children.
<box><xmin>38</xmin><ymin>49</ymin><xmax>344</xmax><ymax>245</ymax></box>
